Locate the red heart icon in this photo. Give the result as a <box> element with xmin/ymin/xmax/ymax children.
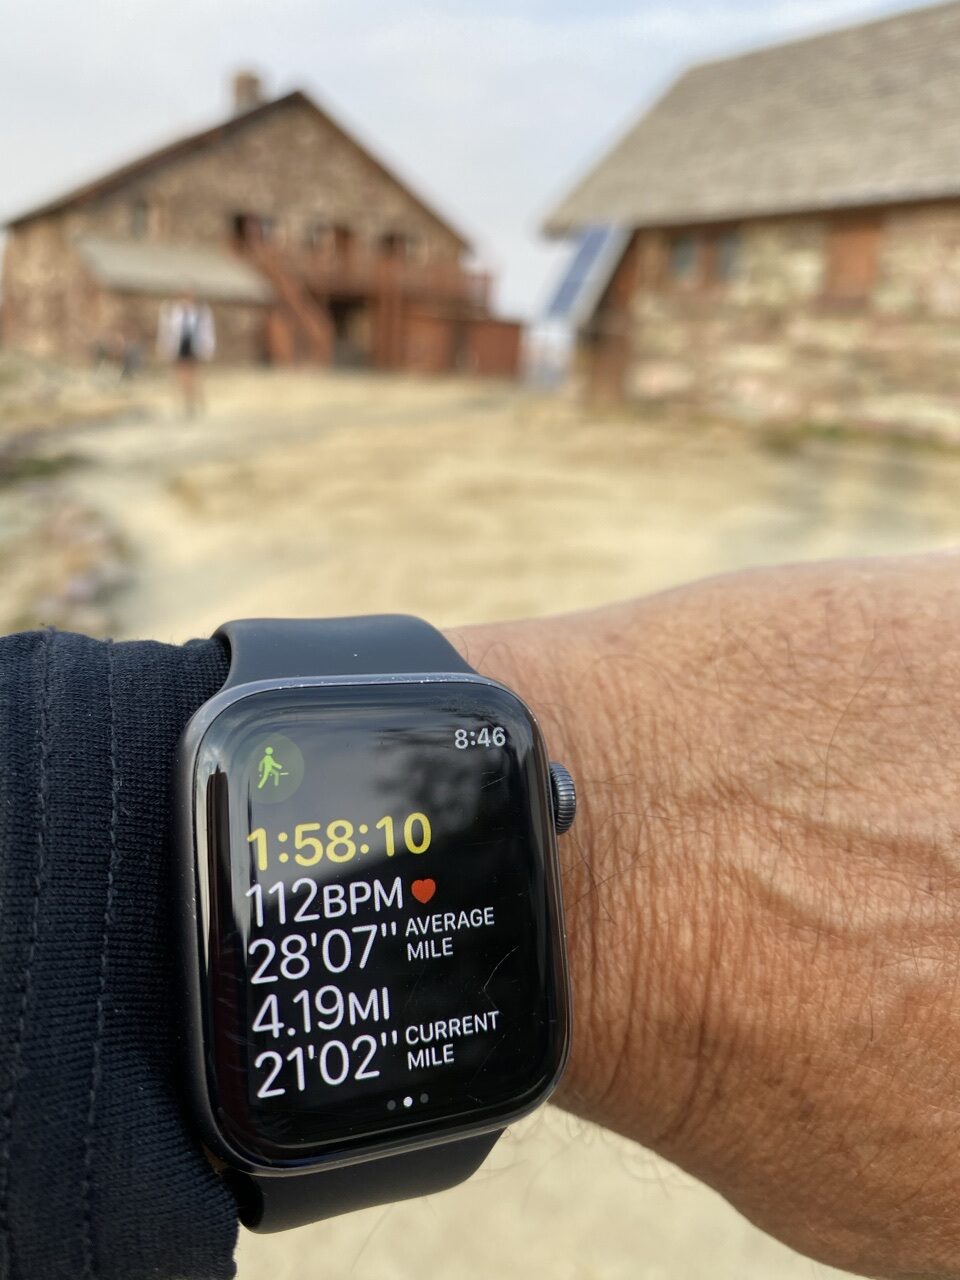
<box><xmin>411</xmin><ymin>878</ymin><xmax>436</xmax><ymax>905</ymax></box>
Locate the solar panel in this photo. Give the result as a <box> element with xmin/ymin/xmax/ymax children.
<box><xmin>544</xmin><ymin>225</ymin><xmax>630</xmax><ymax>326</ymax></box>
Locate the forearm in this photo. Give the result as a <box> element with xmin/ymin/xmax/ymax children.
<box><xmin>451</xmin><ymin>555</ymin><xmax>960</xmax><ymax>1279</ymax></box>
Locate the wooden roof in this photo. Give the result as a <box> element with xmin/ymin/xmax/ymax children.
<box><xmin>544</xmin><ymin>0</ymin><xmax>960</xmax><ymax>234</ymax></box>
<box><xmin>8</xmin><ymin>90</ymin><xmax>471</xmax><ymax>251</ymax></box>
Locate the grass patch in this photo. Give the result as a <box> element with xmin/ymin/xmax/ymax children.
<box><xmin>752</xmin><ymin>418</ymin><xmax>960</xmax><ymax>457</ymax></box>
<box><xmin>0</xmin><ymin>450</ymin><xmax>86</xmax><ymax>489</ymax></box>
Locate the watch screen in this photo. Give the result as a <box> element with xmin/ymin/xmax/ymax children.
<box><xmin>191</xmin><ymin>681</ymin><xmax>568</xmax><ymax>1164</ymax></box>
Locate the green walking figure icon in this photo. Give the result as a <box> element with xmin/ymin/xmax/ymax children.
<box><xmin>257</xmin><ymin>746</ymin><xmax>289</xmax><ymax>789</ymax></box>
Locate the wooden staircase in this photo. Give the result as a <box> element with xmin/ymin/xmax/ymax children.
<box><xmin>243</xmin><ymin>241</ymin><xmax>333</xmax><ymax>363</ymax></box>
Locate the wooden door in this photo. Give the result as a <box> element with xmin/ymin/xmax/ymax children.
<box><xmin>825</xmin><ymin>216</ymin><xmax>883</xmax><ymax>302</ymax></box>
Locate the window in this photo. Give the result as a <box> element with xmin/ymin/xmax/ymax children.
<box><xmin>231</xmin><ymin>213</ymin><xmax>275</xmax><ymax>246</ymax></box>
<box><xmin>306</xmin><ymin>219</ymin><xmax>329</xmax><ymax>251</ymax></box>
<box><xmin>714</xmin><ymin>230</ymin><xmax>743</xmax><ymax>283</ymax></box>
<box><xmin>665</xmin><ymin>229</ymin><xmax>742</xmax><ymax>290</ymax></box>
<box><xmin>825</xmin><ymin>215</ymin><xmax>882</xmax><ymax>302</ymax></box>
<box><xmin>379</xmin><ymin>231</ymin><xmax>411</xmax><ymax>261</ymax></box>
<box><xmin>130</xmin><ymin>199</ymin><xmax>150</xmax><ymax>239</ymax></box>
<box><xmin>668</xmin><ymin>234</ymin><xmax>698</xmax><ymax>283</ymax></box>
<box><xmin>332</xmin><ymin>224</ymin><xmax>354</xmax><ymax>261</ymax></box>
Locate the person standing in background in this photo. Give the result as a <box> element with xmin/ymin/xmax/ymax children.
<box><xmin>157</xmin><ymin>290</ymin><xmax>216</xmax><ymax>416</ymax></box>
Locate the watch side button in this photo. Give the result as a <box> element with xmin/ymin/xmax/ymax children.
<box><xmin>549</xmin><ymin>762</ymin><xmax>577</xmax><ymax>835</ymax></box>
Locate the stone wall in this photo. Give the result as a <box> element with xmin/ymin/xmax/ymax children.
<box><xmin>877</xmin><ymin>205</ymin><xmax>960</xmax><ymax>318</ymax></box>
<box><xmin>57</xmin><ymin>97</ymin><xmax>464</xmax><ymax>266</ymax></box>
<box><xmin>599</xmin><ymin>202</ymin><xmax>960</xmax><ymax>435</ymax></box>
<box><xmin>1</xmin><ymin>218</ymin><xmax>94</xmax><ymax>359</ymax></box>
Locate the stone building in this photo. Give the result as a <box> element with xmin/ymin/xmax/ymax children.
<box><xmin>2</xmin><ymin>74</ymin><xmax>521</xmax><ymax>376</ymax></box>
<box><xmin>544</xmin><ymin>1</ymin><xmax>960</xmax><ymax>431</ymax></box>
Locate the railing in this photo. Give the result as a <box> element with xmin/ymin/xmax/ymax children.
<box><xmin>277</xmin><ymin>249</ymin><xmax>492</xmax><ymax>310</ymax></box>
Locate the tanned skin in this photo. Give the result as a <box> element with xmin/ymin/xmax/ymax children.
<box><xmin>450</xmin><ymin>554</ymin><xmax>960</xmax><ymax>1280</ymax></box>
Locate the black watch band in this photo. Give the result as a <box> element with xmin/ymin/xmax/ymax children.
<box><xmin>212</xmin><ymin>616</ymin><xmax>502</xmax><ymax>1232</ymax></box>
<box><xmin>216</xmin><ymin>615</ymin><xmax>473</xmax><ymax>686</ymax></box>
<box><xmin>225</xmin><ymin>1129</ymin><xmax>500</xmax><ymax>1232</ymax></box>
<box><xmin>0</xmin><ymin>629</ymin><xmax>237</xmax><ymax>1280</ymax></box>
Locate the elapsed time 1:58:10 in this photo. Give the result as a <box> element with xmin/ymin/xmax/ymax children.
<box><xmin>247</xmin><ymin>813</ymin><xmax>432</xmax><ymax>871</ymax></box>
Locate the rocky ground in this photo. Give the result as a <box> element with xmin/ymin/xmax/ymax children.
<box><xmin>0</xmin><ymin>353</ymin><xmax>166</xmax><ymax>633</ymax></box>
<box><xmin>5</xmin><ymin>359</ymin><xmax>960</xmax><ymax>1279</ymax></box>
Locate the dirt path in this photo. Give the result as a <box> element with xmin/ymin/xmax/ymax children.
<box><xmin>47</xmin><ymin>369</ymin><xmax>960</xmax><ymax>1279</ymax></box>
<box><xmin>62</xmin><ymin>368</ymin><xmax>960</xmax><ymax>644</ymax></box>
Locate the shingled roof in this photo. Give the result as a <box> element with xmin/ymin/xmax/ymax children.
<box><xmin>544</xmin><ymin>0</ymin><xmax>960</xmax><ymax>235</ymax></box>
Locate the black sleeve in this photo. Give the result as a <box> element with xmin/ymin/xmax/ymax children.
<box><xmin>0</xmin><ymin>630</ymin><xmax>237</xmax><ymax>1280</ymax></box>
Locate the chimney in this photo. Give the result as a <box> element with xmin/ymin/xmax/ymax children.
<box><xmin>232</xmin><ymin>71</ymin><xmax>264</xmax><ymax>114</ymax></box>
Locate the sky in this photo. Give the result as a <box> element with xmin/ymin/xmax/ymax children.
<box><xmin>0</xmin><ymin>0</ymin><xmax>941</xmax><ymax>319</ymax></box>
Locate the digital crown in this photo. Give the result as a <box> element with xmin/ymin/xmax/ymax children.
<box><xmin>548</xmin><ymin>763</ymin><xmax>577</xmax><ymax>835</ymax></box>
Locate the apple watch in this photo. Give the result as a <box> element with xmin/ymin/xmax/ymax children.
<box><xmin>176</xmin><ymin>616</ymin><xmax>574</xmax><ymax>1232</ymax></box>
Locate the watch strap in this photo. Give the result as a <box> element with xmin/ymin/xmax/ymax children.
<box><xmin>216</xmin><ymin>615</ymin><xmax>472</xmax><ymax>686</ymax></box>
<box><xmin>0</xmin><ymin>629</ymin><xmax>237</xmax><ymax>1280</ymax></box>
<box><xmin>212</xmin><ymin>615</ymin><xmax>502</xmax><ymax>1232</ymax></box>
<box><xmin>228</xmin><ymin>1131</ymin><xmax>500</xmax><ymax>1232</ymax></box>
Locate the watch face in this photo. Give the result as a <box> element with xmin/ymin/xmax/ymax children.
<box><xmin>187</xmin><ymin>680</ymin><xmax>569</xmax><ymax>1166</ymax></box>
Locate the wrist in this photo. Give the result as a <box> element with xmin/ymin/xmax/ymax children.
<box><xmin>453</xmin><ymin>559</ymin><xmax>960</xmax><ymax>1279</ymax></box>
<box><xmin>447</xmin><ymin>607</ymin><xmax>709</xmax><ymax>1147</ymax></box>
